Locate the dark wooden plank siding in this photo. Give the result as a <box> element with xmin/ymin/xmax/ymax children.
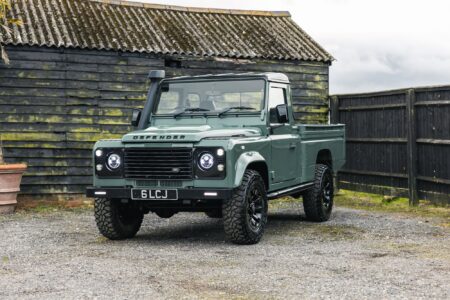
<box><xmin>333</xmin><ymin>87</ymin><xmax>450</xmax><ymax>204</ymax></box>
<box><xmin>0</xmin><ymin>45</ymin><xmax>329</xmax><ymax>196</ymax></box>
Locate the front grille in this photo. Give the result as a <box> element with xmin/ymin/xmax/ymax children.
<box><xmin>124</xmin><ymin>148</ymin><xmax>193</xmax><ymax>180</ymax></box>
<box><xmin>135</xmin><ymin>180</ymin><xmax>183</xmax><ymax>188</ymax></box>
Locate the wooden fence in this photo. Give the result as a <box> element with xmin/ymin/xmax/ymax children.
<box><xmin>331</xmin><ymin>86</ymin><xmax>450</xmax><ymax>204</ymax></box>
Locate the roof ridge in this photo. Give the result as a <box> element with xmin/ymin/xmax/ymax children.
<box><xmin>89</xmin><ymin>0</ymin><xmax>291</xmax><ymax>17</ymax></box>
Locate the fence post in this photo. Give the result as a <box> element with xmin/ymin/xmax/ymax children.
<box><xmin>329</xmin><ymin>96</ymin><xmax>341</xmax><ymax>193</ymax></box>
<box><xmin>330</xmin><ymin>95</ymin><xmax>340</xmax><ymax>124</ymax></box>
<box><xmin>406</xmin><ymin>89</ymin><xmax>419</xmax><ymax>205</ymax></box>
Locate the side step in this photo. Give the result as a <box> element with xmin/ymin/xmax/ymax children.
<box><xmin>267</xmin><ymin>182</ymin><xmax>314</xmax><ymax>200</ymax></box>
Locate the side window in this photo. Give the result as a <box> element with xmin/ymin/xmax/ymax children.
<box><xmin>268</xmin><ymin>87</ymin><xmax>288</xmax><ymax>123</ymax></box>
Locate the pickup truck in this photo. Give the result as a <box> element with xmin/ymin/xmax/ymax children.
<box><xmin>86</xmin><ymin>71</ymin><xmax>345</xmax><ymax>244</ymax></box>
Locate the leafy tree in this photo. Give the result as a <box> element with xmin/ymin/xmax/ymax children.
<box><xmin>0</xmin><ymin>0</ymin><xmax>22</xmax><ymax>64</ymax></box>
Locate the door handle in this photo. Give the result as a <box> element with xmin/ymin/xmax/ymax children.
<box><xmin>289</xmin><ymin>142</ymin><xmax>297</xmax><ymax>149</ymax></box>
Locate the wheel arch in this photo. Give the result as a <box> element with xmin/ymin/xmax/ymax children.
<box><xmin>316</xmin><ymin>149</ymin><xmax>333</xmax><ymax>169</ymax></box>
<box><xmin>234</xmin><ymin>152</ymin><xmax>268</xmax><ymax>189</ymax></box>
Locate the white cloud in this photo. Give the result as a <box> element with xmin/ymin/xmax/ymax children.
<box><xmin>126</xmin><ymin>0</ymin><xmax>450</xmax><ymax>93</ymax></box>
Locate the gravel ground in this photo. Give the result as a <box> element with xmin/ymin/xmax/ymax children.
<box><xmin>0</xmin><ymin>202</ymin><xmax>449</xmax><ymax>300</ymax></box>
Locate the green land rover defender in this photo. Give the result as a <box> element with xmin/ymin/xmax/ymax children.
<box><xmin>86</xmin><ymin>70</ymin><xmax>345</xmax><ymax>244</ymax></box>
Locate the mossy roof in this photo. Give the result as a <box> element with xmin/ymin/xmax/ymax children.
<box><xmin>2</xmin><ymin>0</ymin><xmax>333</xmax><ymax>62</ymax></box>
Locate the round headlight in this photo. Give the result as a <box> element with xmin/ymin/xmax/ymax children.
<box><xmin>199</xmin><ymin>153</ymin><xmax>214</xmax><ymax>170</ymax></box>
<box><xmin>107</xmin><ymin>153</ymin><xmax>121</xmax><ymax>169</ymax></box>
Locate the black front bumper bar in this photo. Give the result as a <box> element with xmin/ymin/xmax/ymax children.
<box><xmin>86</xmin><ymin>187</ymin><xmax>233</xmax><ymax>200</ymax></box>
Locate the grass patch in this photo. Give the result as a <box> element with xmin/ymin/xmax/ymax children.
<box><xmin>16</xmin><ymin>199</ymin><xmax>93</xmax><ymax>214</ymax></box>
<box><xmin>293</xmin><ymin>223</ymin><xmax>365</xmax><ymax>240</ymax></box>
<box><xmin>268</xmin><ymin>190</ymin><xmax>449</xmax><ymax>227</ymax></box>
<box><xmin>335</xmin><ymin>189</ymin><xmax>450</xmax><ymax>223</ymax></box>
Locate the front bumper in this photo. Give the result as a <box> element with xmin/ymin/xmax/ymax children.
<box><xmin>86</xmin><ymin>186</ymin><xmax>233</xmax><ymax>200</ymax></box>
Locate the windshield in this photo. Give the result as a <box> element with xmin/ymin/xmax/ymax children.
<box><xmin>154</xmin><ymin>79</ymin><xmax>265</xmax><ymax>115</ymax></box>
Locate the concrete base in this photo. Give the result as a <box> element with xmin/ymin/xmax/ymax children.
<box><xmin>0</xmin><ymin>204</ymin><xmax>15</xmax><ymax>214</ymax></box>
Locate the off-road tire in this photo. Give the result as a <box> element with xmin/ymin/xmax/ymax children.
<box><xmin>94</xmin><ymin>198</ymin><xmax>144</xmax><ymax>240</ymax></box>
<box><xmin>303</xmin><ymin>164</ymin><xmax>334</xmax><ymax>222</ymax></box>
<box><xmin>205</xmin><ymin>209</ymin><xmax>222</xmax><ymax>218</ymax></box>
<box><xmin>222</xmin><ymin>169</ymin><xmax>268</xmax><ymax>245</ymax></box>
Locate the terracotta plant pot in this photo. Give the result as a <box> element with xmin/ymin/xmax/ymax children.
<box><xmin>0</xmin><ymin>164</ymin><xmax>27</xmax><ymax>214</ymax></box>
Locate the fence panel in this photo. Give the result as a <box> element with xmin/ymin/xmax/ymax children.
<box><xmin>332</xmin><ymin>86</ymin><xmax>450</xmax><ymax>204</ymax></box>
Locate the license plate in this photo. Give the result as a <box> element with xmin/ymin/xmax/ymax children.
<box><xmin>131</xmin><ymin>189</ymin><xmax>178</xmax><ymax>200</ymax></box>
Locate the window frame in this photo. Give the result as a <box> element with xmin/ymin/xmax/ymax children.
<box><xmin>152</xmin><ymin>78</ymin><xmax>267</xmax><ymax>117</ymax></box>
<box><xmin>267</xmin><ymin>84</ymin><xmax>289</xmax><ymax>125</ymax></box>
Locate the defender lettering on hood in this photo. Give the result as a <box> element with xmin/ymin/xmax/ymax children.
<box><xmin>132</xmin><ymin>135</ymin><xmax>186</xmax><ymax>140</ymax></box>
<box><xmin>122</xmin><ymin>127</ymin><xmax>261</xmax><ymax>143</ymax></box>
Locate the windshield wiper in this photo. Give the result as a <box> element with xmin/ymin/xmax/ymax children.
<box><xmin>173</xmin><ymin>107</ymin><xmax>210</xmax><ymax>118</ymax></box>
<box><xmin>218</xmin><ymin>106</ymin><xmax>256</xmax><ymax>117</ymax></box>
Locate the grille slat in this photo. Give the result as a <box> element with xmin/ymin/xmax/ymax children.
<box><xmin>124</xmin><ymin>148</ymin><xmax>193</xmax><ymax>180</ymax></box>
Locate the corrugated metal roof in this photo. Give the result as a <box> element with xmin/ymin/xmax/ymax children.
<box><xmin>2</xmin><ymin>0</ymin><xmax>333</xmax><ymax>62</ymax></box>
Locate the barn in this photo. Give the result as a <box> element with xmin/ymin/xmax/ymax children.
<box><xmin>0</xmin><ymin>0</ymin><xmax>333</xmax><ymax>198</ymax></box>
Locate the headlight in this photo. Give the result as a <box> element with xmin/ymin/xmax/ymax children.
<box><xmin>198</xmin><ymin>152</ymin><xmax>214</xmax><ymax>170</ymax></box>
<box><xmin>194</xmin><ymin>148</ymin><xmax>225</xmax><ymax>179</ymax></box>
<box><xmin>94</xmin><ymin>148</ymin><xmax>123</xmax><ymax>178</ymax></box>
<box><xmin>107</xmin><ymin>153</ymin><xmax>121</xmax><ymax>169</ymax></box>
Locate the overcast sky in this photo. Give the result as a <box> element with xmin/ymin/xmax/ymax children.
<box><xmin>128</xmin><ymin>0</ymin><xmax>450</xmax><ymax>94</ymax></box>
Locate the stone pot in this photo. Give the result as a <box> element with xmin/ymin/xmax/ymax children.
<box><xmin>0</xmin><ymin>164</ymin><xmax>27</xmax><ymax>214</ymax></box>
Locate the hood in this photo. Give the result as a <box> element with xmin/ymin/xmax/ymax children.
<box><xmin>122</xmin><ymin>125</ymin><xmax>261</xmax><ymax>143</ymax></box>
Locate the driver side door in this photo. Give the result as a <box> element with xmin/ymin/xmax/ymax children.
<box><xmin>268</xmin><ymin>84</ymin><xmax>299</xmax><ymax>184</ymax></box>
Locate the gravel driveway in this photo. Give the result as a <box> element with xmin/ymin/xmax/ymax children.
<box><xmin>0</xmin><ymin>202</ymin><xmax>449</xmax><ymax>300</ymax></box>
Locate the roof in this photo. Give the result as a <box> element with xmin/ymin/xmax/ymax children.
<box><xmin>2</xmin><ymin>0</ymin><xmax>333</xmax><ymax>62</ymax></box>
<box><xmin>168</xmin><ymin>72</ymin><xmax>290</xmax><ymax>83</ymax></box>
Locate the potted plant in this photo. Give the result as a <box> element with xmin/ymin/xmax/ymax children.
<box><xmin>0</xmin><ymin>137</ymin><xmax>27</xmax><ymax>213</ymax></box>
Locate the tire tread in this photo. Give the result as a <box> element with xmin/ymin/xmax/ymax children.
<box><xmin>303</xmin><ymin>164</ymin><xmax>333</xmax><ymax>222</ymax></box>
<box><xmin>94</xmin><ymin>198</ymin><xmax>143</xmax><ymax>240</ymax></box>
<box><xmin>222</xmin><ymin>170</ymin><xmax>267</xmax><ymax>245</ymax></box>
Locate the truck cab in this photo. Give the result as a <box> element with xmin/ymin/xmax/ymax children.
<box><xmin>86</xmin><ymin>71</ymin><xmax>345</xmax><ymax>244</ymax></box>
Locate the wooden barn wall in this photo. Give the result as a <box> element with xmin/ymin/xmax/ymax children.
<box><xmin>0</xmin><ymin>45</ymin><xmax>329</xmax><ymax>197</ymax></box>
<box><xmin>331</xmin><ymin>86</ymin><xmax>450</xmax><ymax>204</ymax></box>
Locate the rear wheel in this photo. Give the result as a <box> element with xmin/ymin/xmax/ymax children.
<box><xmin>303</xmin><ymin>164</ymin><xmax>334</xmax><ymax>222</ymax></box>
<box><xmin>94</xmin><ymin>198</ymin><xmax>143</xmax><ymax>240</ymax></box>
<box><xmin>222</xmin><ymin>169</ymin><xmax>268</xmax><ymax>244</ymax></box>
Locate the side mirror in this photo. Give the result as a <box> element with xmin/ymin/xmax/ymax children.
<box><xmin>131</xmin><ymin>109</ymin><xmax>142</xmax><ymax>127</ymax></box>
<box><xmin>276</xmin><ymin>104</ymin><xmax>288</xmax><ymax>123</ymax></box>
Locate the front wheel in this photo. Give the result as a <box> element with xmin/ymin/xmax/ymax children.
<box><xmin>303</xmin><ymin>164</ymin><xmax>334</xmax><ymax>222</ymax></box>
<box><xmin>222</xmin><ymin>170</ymin><xmax>268</xmax><ymax>245</ymax></box>
<box><xmin>94</xmin><ymin>198</ymin><xmax>144</xmax><ymax>240</ymax></box>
